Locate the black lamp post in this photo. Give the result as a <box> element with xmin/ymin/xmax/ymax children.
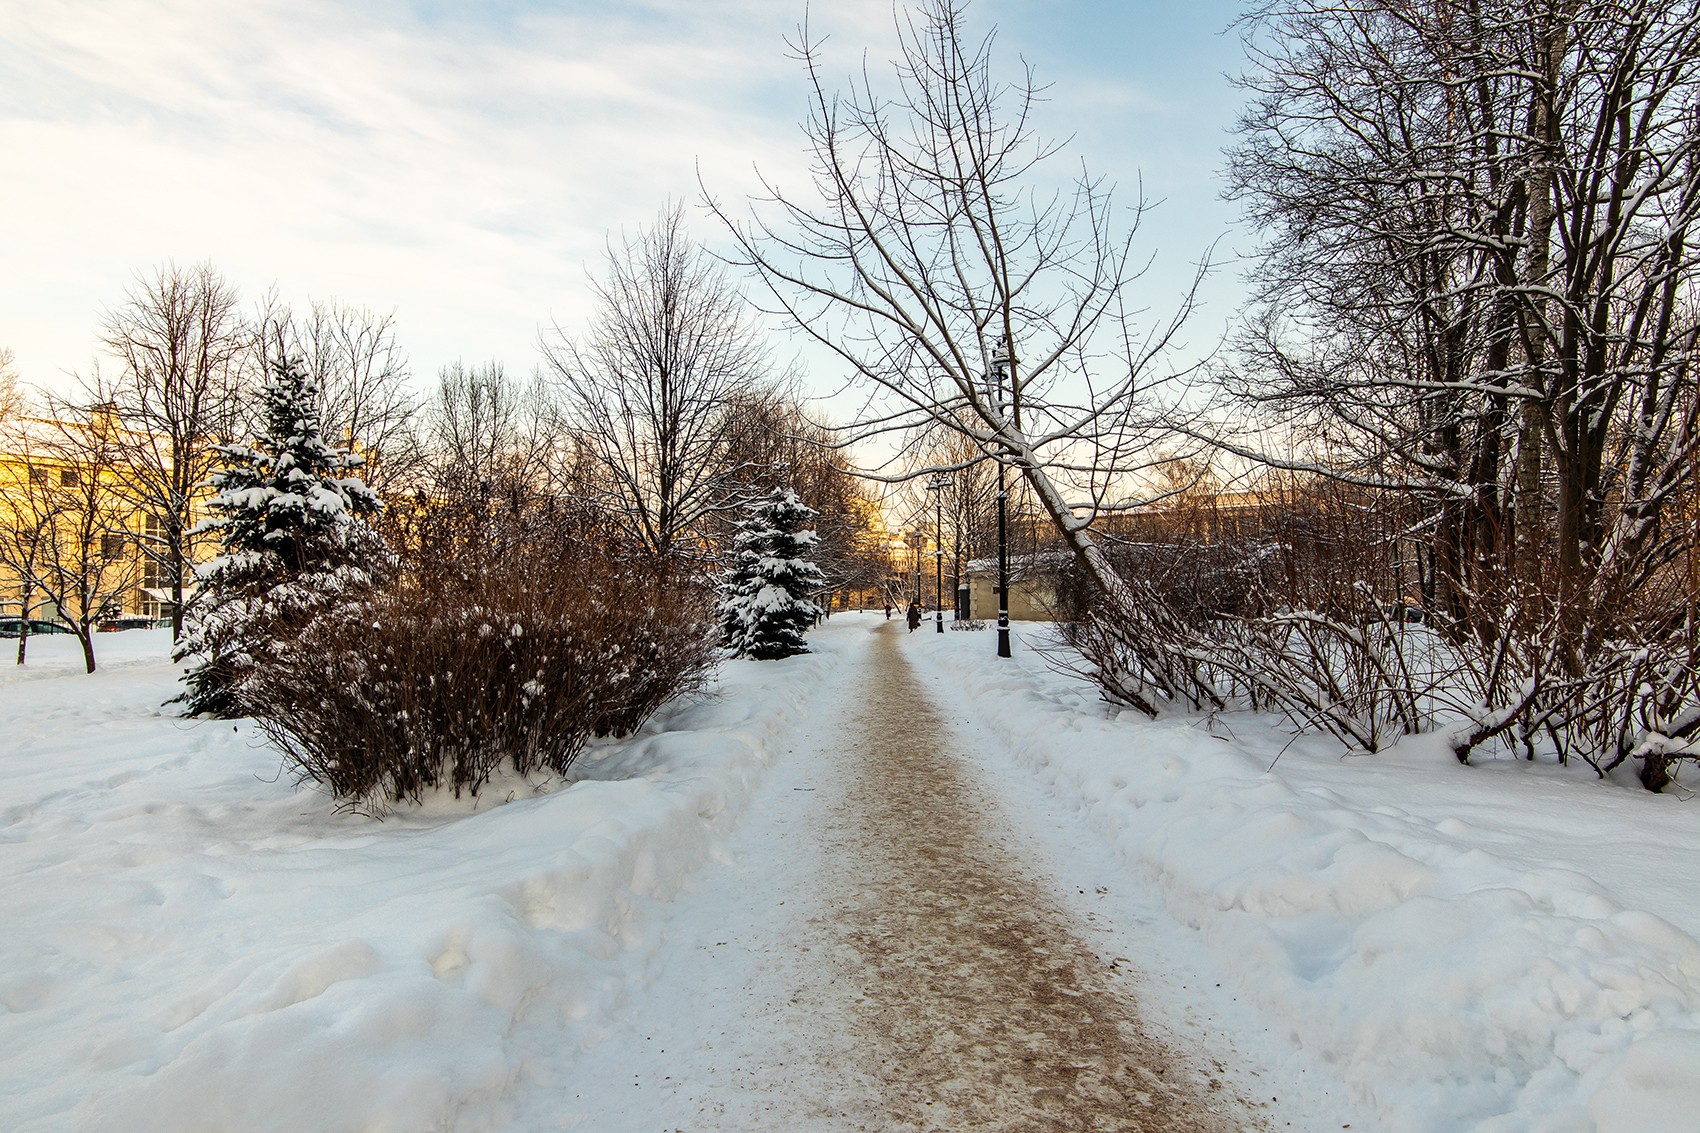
<box><xmin>910</xmin><ymin>528</ymin><xmax>922</xmax><ymax>602</ymax></box>
<box><xmin>988</xmin><ymin>334</ymin><xmax>1013</xmax><ymax>659</ymax></box>
<box><xmin>953</xmin><ymin>491</ymin><xmax>966</xmax><ymax>621</ymax></box>
<box><xmin>926</xmin><ymin>473</ymin><xmax>948</xmax><ymax>632</ymax></box>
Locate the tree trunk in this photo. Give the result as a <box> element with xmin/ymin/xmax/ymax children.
<box><xmin>1512</xmin><ymin>1</ymin><xmax>1573</xmax><ymax>587</ymax></box>
<box><xmin>14</xmin><ymin>578</ymin><xmax>31</xmax><ymax>665</ymax></box>
<box><xmin>1011</xmin><ymin>440</ymin><xmax>1219</xmax><ymax>715</ymax></box>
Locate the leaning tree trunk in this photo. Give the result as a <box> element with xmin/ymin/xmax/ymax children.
<box><xmin>1010</xmin><ymin>436</ymin><xmax>1224</xmax><ymax>716</ymax></box>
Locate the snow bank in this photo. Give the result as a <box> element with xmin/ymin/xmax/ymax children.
<box><xmin>0</xmin><ymin>628</ymin><xmax>841</xmax><ymax>1132</ymax></box>
<box><xmin>907</xmin><ymin>624</ymin><xmax>1700</xmax><ymax>1132</ymax></box>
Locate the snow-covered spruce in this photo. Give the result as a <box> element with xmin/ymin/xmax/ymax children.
<box><xmin>719</xmin><ymin>487</ymin><xmax>827</xmax><ymax>660</ymax></box>
<box><xmin>174</xmin><ymin>354</ymin><xmax>384</xmax><ymax>717</ymax></box>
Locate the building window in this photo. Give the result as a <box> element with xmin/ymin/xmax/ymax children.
<box><xmin>101</xmin><ymin>533</ymin><xmax>126</xmax><ymax>559</ymax></box>
<box><xmin>59</xmin><ymin>468</ymin><xmax>80</xmax><ymax>487</ymax></box>
<box><xmin>28</xmin><ymin>465</ymin><xmax>47</xmax><ymax>486</ymax></box>
<box><xmin>141</xmin><ymin>516</ymin><xmax>166</xmax><ymax>589</ymax></box>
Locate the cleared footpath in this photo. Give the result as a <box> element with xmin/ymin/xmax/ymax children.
<box><xmin>550</xmin><ymin>618</ymin><xmax>1270</xmax><ymax>1132</ymax></box>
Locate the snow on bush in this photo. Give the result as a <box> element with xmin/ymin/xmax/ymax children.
<box><xmin>1062</xmin><ymin>477</ymin><xmax>1700</xmax><ymax>791</ymax></box>
<box><xmin>243</xmin><ymin>507</ymin><xmax>716</xmax><ymax>812</ymax></box>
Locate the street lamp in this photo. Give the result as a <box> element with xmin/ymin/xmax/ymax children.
<box><xmin>909</xmin><ymin>528</ymin><xmax>922</xmax><ymax>603</ymax></box>
<box><xmin>926</xmin><ymin>473</ymin><xmax>948</xmax><ymax>633</ymax></box>
<box><xmin>988</xmin><ymin>334</ymin><xmax>1013</xmax><ymax>659</ymax></box>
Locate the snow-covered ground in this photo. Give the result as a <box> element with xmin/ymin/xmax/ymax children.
<box><xmin>0</xmin><ymin>627</ymin><xmax>840</xmax><ymax>1132</ymax></box>
<box><xmin>4</xmin><ymin>617</ymin><xmax>1699</xmax><ymax>1131</ymax></box>
<box><xmin>904</xmin><ymin>622</ymin><xmax>1700</xmax><ymax>1133</ymax></box>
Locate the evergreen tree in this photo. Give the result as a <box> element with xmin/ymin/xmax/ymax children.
<box><xmin>176</xmin><ymin>354</ymin><xmax>383</xmax><ymax>715</ymax></box>
<box><xmin>719</xmin><ymin>487</ymin><xmax>827</xmax><ymax>660</ymax></box>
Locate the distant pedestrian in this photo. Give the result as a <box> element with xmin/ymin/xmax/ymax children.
<box><xmin>906</xmin><ymin>600</ymin><xmax>921</xmax><ymax>632</ymax></box>
<box><xmin>884</xmin><ymin>600</ymin><xmax>892</xmax><ymax>620</ymax></box>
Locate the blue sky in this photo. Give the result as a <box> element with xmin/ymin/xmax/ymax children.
<box><xmin>1</xmin><ymin>0</ymin><xmax>1253</xmax><ymax>407</ymax></box>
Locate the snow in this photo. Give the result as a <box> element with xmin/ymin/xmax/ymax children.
<box><xmin>1</xmin><ymin>628</ymin><xmax>837</xmax><ymax>1132</ymax></box>
<box><xmin>906</xmin><ymin>623</ymin><xmax>1700</xmax><ymax>1132</ymax></box>
<box><xmin>4</xmin><ymin>617</ymin><xmax>1700</xmax><ymax>1131</ymax></box>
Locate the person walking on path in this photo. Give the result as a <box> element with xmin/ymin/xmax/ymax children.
<box><xmin>906</xmin><ymin>600</ymin><xmax>922</xmax><ymax>632</ymax></box>
<box><xmin>884</xmin><ymin>600</ymin><xmax>892</xmax><ymax>620</ymax></box>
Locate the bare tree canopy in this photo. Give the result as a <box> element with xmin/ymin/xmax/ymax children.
<box><xmin>89</xmin><ymin>261</ymin><xmax>249</xmax><ymax>639</ymax></box>
<box><xmin>0</xmin><ymin>404</ymin><xmax>144</xmax><ymax>672</ymax></box>
<box><xmin>1202</xmin><ymin>0</ymin><xmax>1700</xmax><ymax>778</ymax></box>
<box><xmin>419</xmin><ymin>360</ymin><xmax>553</xmax><ymax>503</ymax></box>
<box><xmin>710</xmin><ymin>0</ymin><xmax>1207</xmax><ymax>697</ymax></box>
<box><xmin>0</xmin><ymin>347</ymin><xmax>20</xmax><ymax>422</ymax></box>
<box><xmin>254</xmin><ymin>296</ymin><xmax>418</xmax><ymax>493</ymax></box>
<box><xmin>542</xmin><ymin>204</ymin><xmax>776</xmax><ymax>561</ymax></box>
<box><xmin>1226</xmin><ymin>1</ymin><xmax>1700</xmax><ymax>624</ymax></box>
<box><xmin>715</xmin><ymin>387</ymin><xmax>889</xmax><ymax>598</ymax></box>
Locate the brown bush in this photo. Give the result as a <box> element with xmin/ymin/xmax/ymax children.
<box><xmin>242</xmin><ymin>505</ymin><xmax>716</xmax><ymax>812</ymax></box>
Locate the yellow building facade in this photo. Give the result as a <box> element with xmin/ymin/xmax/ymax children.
<box><xmin>0</xmin><ymin>416</ymin><xmax>192</xmax><ymax>626</ymax></box>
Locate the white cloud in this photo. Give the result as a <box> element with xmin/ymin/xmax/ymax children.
<box><xmin>0</xmin><ymin>0</ymin><xmax>1242</xmax><ymax>405</ymax></box>
<box><xmin>0</xmin><ymin>0</ymin><xmax>900</xmax><ymax>390</ymax></box>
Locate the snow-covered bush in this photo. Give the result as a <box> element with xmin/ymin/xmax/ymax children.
<box><xmin>175</xmin><ymin>354</ymin><xmax>384</xmax><ymax>717</ymax></box>
<box><xmin>1064</xmin><ymin>478</ymin><xmax>1700</xmax><ymax>787</ymax></box>
<box><xmin>718</xmin><ymin>487</ymin><xmax>827</xmax><ymax>660</ymax></box>
<box><xmin>241</xmin><ymin>505</ymin><xmax>716</xmax><ymax>812</ymax></box>
<box><xmin>1063</xmin><ymin>501</ymin><xmax>1458</xmax><ymax>752</ymax></box>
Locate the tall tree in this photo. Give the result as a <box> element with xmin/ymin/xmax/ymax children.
<box><xmin>176</xmin><ymin>353</ymin><xmax>383</xmax><ymax>716</ymax></box>
<box><xmin>543</xmin><ymin>204</ymin><xmax>775</xmax><ymax>561</ymax></box>
<box><xmin>911</xmin><ymin>420</ymin><xmax>1020</xmax><ymax>578</ymax></box>
<box><xmin>1227</xmin><ymin>0</ymin><xmax>1700</xmax><ymax>614</ymax></box>
<box><xmin>0</xmin><ymin>347</ymin><xmax>20</xmax><ymax>423</ymax></box>
<box><xmin>712</xmin><ymin>0</ymin><xmax>1207</xmax><ymax>708</ymax></box>
<box><xmin>1221</xmin><ymin>0</ymin><xmax>1700</xmax><ymax>772</ymax></box>
<box><xmin>253</xmin><ymin>296</ymin><xmax>418</xmax><ymax>493</ymax></box>
<box><xmin>714</xmin><ymin>387</ymin><xmax>888</xmax><ymax>604</ymax></box>
<box><xmin>0</xmin><ymin>396</ymin><xmax>55</xmax><ymax>665</ymax></box>
<box><xmin>0</xmin><ymin>349</ymin><xmax>27</xmax><ymax>661</ymax></box>
<box><xmin>92</xmin><ymin>261</ymin><xmax>249</xmax><ymax>639</ymax></box>
<box><xmin>418</xmin><ymin>361</ymin><xmax>554</xmax><ymax>512</ymax></box>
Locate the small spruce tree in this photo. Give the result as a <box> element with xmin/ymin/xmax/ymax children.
<box><xmin>175</xmin><ymin>354</ymin><xmax>384</xmax><ymax>716</ymax></box>
<box><xmin>719</xmin><ymin>487</ymin><xmax>828</xmax><ymax>660</ymax></box>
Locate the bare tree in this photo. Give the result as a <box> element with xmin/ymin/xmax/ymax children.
<box><xmin>253</xmin><ymin>296</ymin><xmax>419</xmax><ymax>492</ymax></box>
<box><xmin>715</xmin><ymin>387</ymin><xmax>889</xmax><ymax>605</ymax></box>
<box><xmin>908</xmin><ymin>422</ymin><xmax>1012</xmax><ymax>610</ymax></box>
<box><xmin>0</xmin><ymin>382</ymin><xmax>51</xmax><ymax>664</ymax></box>
<box><xmin>543</xmin><ymin>204</ymin><xmax>778</xmax><ymax>562</ymax></box>
<box><xmin>0</xmin><ymin>404</ymin><xmax>144</xmax><ymax>672</ymax></box>
<box><xmin>711</xmin><ymin>0</ymin><xmax>1208</xmax><ymax>707</ymax></box>
<box><xmin>1227</xmin><ymin>0</ymin><xmax>1700</xmax><ymax>621</ymax></box>
<box><xmin>1222</xmin><ymin>0</ymin><xmax>1700</xmax><ymax>775</ymax></box>
<box><xmin>414</xmin><ymin>360</ymin><xmax>556</xmax><ymax>536</ymax></box>
<box><xmin>92</xmin><ymin>262</ymin><xmax>249</xmax><ymax>638</ymax></box>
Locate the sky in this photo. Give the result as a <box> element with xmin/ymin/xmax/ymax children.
<box><xmin>0</xmin><ymin>0</ymin><xmax>1254</xmax><ymax>415</ymax></box>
